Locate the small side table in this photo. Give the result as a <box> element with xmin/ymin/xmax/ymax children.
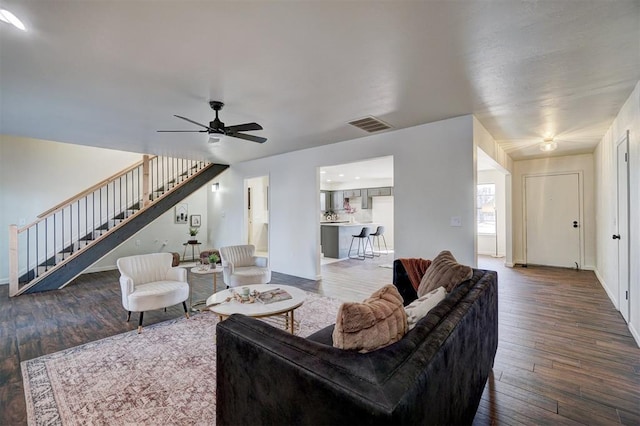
<box><xmin>189</xmin><ymin>265</ymin><xmax>221</xmax><ymax>311</ymax></box>
<box><xmin>182</xmin><ymin>241</ymin><xmax>202</xmax><ymax>261</ymax></box>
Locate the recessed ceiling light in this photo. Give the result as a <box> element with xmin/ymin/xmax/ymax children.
<box><xmin>355</xmin><ymin>176</ymin><xmax>360</xmax><ymax>180</ymax></box>
<box><xmin>320</xmin><ymin>171</ymin><xmax>326</xmax><ymax>174</ymax></box>
<box><xmin>0</xmin><ymin>9</ymin><xmax>27</xmax><ymax>31</ymax></box>
<box><xmin>326</xmin><ymin>179</ymin><xmax>332</xmax><ymax>182</ymax></box>
<box><xmin>339</xmin><ymin>174</ymin><xmax>344</xmax><ymax>177</ymax></box>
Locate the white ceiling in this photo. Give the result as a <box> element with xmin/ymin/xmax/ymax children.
<box><xmin>1</xmin><ymin>1</ymin><xmax>638</xmax><ymax>164</ymax></box>
<box><xmin>320</xmin><ymin>156</ymin><xmax>393</xmax><ymax>186</ymax></box>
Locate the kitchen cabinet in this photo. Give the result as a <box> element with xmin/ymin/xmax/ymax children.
<box><xmin>320</xmin><ymin>191</ymin><xmax>331</xmax><ymax>211</ymax></box>
<box><xmin>361</xmin><ymin>189</ymin><xmax>370</xmax><ymax>209</ymax></box>
<box><xmin>332</xmin><ymin>190</ymin><xmax>344</xmax><ymax>210</ymax></box>
<box><xmin>361</xmin><ymin>187</ymin><xmax>393</xmax><ymax>209</ymax></box>
<box><xmin>366</xmin><ymin>187</ymin><xmax>392</xmax><ymax>197</ymax></box>
<box><xmin>343</xmin><ymin>189</ymin><xmax>361</xmax><ymax>198</ymax></box>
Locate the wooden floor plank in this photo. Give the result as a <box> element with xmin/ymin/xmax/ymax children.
<box><xmin>0</xmin><ymin>255</ymin><xmax>638</xmax><ymax>425</ymax></box>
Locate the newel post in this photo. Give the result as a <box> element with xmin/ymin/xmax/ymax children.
<box><xmin>9</xmin><ymin>224</ymin><xmax>18</xmax><ymax>297</ymax></box>
<box><xmin>142</xmin><ymin>155</ymin><xmax>150</xmax><ymax>207</ymax></box>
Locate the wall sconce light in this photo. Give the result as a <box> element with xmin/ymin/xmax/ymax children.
<box><xmin>211</xmin><ymin>183</ymin><xmax>220</xmax><ymax>192</ymax></box>
<box><xmin>539</xmin><ymin>137</ymin><xmax>558</xmax><ymax>152</ymax></box>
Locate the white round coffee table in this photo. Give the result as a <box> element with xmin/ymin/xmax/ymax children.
<box><xmin>205</xmin><ymin>284</ymin><xmax>306</xmax><ymax>334</ymax></box>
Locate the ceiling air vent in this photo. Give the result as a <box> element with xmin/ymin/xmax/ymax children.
<box><xmin>348</xmin><ymin>116</ymin><xmax>392</xmax><ymax>133</ymax></box>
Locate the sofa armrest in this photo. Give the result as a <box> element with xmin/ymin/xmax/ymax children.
<box><xmin>166</xmin><ymin>266</ymin><xmax>187</xmax><ymax>282</ymax></box>
<box><xmin>392</xmin><ymin>259</ymin><xmax>418</xmax><ymax>305</ymax></box>
<box><xmin>253</xmin><ymin>256</ymin><xmax>268</xmax><ymax>268</ymax></box>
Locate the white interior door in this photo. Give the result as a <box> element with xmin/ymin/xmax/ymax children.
<box><xmin>616</xmin><ymin>133</ymin><xmax>630</xmax><ymax>322</ymax></box>
<box><xmin>525</xmin><ymin>173</ymin><xmax>581</xmax><ymax>268</ymax></box>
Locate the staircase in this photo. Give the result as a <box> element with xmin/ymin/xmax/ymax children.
<box><xmin>8</xmin><ymin>155</ymin><xmax>228</xmax><ymax>296</ymax></box>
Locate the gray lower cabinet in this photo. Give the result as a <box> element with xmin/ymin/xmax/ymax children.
<box><xmin>321</xmin><ymin>224</ymin><xmax>374</xmax><ymax>259</ymax></box>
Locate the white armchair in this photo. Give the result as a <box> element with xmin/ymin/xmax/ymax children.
<box><xmin>220</xmin><ymin>245</ymin><xmax>271</xmax><ymax>288</ymax></box>
<box><xmin>116</xmin><ymin>252</ymin><xmax>190</xmax><ymax>333</ymax></box>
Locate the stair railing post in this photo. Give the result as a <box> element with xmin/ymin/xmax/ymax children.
<box><xmin>142</xmin><ymin>155</ymin><xmax>150</xmax><ymax>208</ymax></box>
<box><xmin>9</xmin><ymin>224</ymin><xmax>19</xmax><ymax>297</ymax></box>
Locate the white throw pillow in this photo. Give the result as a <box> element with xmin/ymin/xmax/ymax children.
<box><xmin>404</xmin><ymin>286</ymin><xmax>446</xmax><ymax>330</ymax></box>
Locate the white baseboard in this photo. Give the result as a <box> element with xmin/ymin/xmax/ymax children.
<box><xmin>629</xmin><ymin>323</ymin><xmax>640</xmax><ymax>348</ymax></box>
<box><xmin>504</xmin><ymin>262</ymin><xmax>514</xmax><ymax>267</ymax></box>
<box><xmin>85</xmin><ymin>265</ymin><xmax>118</xmax><ymax>274</ymax></box>
<box><xmin>593</xmin><ymin>268</ymin><xmax>619</xmax><ymax>310</ymax></box>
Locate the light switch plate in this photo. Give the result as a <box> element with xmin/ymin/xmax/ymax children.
<box><xmin>450</xmin><ymin>216</ymin><xmax>462</xmax><ymax>227</ymax></box>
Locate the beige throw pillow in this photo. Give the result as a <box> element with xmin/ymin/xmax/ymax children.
<box><xmin>417</xmin><ymin>250</ymin><xmax>473</xmax><ymax>297</ymax></box>
<box><xmin>333</xmin><ymin>284</ymin><xmax>407</xmax><ymax>353</ymax></box>
<box><xmin>405</xmin><ymin>286</ymin><xmax>447</xmax><ymax>330</ymax></box>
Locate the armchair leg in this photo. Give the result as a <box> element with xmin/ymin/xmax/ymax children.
<box><xmin>183</xmin><ymin>301</ymin><xmax>190</xmax><ymax>319</ymax></box>
<box><xmin>126</xmin><ymin>311</ymin><xmax>131</xmax><ymax>322</ymax></box>
<box><xmin>138</xmin><ymin>312</ymin><xmax>144</xmax><ymax>334</ymax></box>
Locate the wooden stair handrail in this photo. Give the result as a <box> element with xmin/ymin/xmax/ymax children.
<box><xmin>37</xmin><ymin>155</ymin><xmax>158</xmax><ymax>220</ymax></box>
<box><xmin>11</xmin><ymin>161</ymin><xmax>216</xmax><ymax>296</ymax></box>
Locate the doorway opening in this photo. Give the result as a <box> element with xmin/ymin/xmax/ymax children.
<box><xmin>317</xmin><ymin>156</ymin><xmax>394</xmax><ymax>271</ymax></box>
<box><xmin>476</xmin><ymin>148</ymin><xmax>510</xmax><ymax>265</ymax></box>
<box><xmin>244</xmin><ymin>175</ymin><xmax>269</xmax><ymax>257</ymax></box>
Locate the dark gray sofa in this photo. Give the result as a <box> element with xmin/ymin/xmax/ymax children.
<box><xmin>215</xmin><ymin>261</ymin><xmax>498</xmax><ymax>425</ymax></box>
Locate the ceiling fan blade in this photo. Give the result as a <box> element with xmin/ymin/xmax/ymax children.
<box><xmin>225</xmin><ymin>122</ymin><xmax>263</xmax><ymax>133</ymax></box>
<box><xmin>174</xmin><ymin>115</ymin><xmax>211</xmax><ymax>130</ymax></box>
<box><xmin>229</xmin><ymin>132</ymin><xmax>267</xmax><ymax>144</ymax></box>
<box><xmin>157</xmin><ymin>130</ymin><xmax>208</xmax><ymax>133</ymax></box>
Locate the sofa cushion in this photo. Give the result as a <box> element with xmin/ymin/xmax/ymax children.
<box><xmin>332</xmin><ymin>284</ymin><xmax>407</xmax><ymax>353</ymax></box>
<box><xmin>417</xmin><ymin>250</ymin><xmax>473</xmax><ymax>296</ymax></box>
<box><xmin>405</xmin><ymin>286</ymin><xmax>446</xmax><ymax>330</ymax></box>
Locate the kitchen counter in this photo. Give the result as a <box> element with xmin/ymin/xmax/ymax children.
<box><xmin>320</xmin><ymin>222</ymin><xmax>376</xmax><ymax>227</ymax></box>
<box><xmin>320</xmin><ymin>223</ymin><xmax>379</xmax><ymax>258</ymax></box>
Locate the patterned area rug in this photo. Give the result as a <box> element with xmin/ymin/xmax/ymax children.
<box><xmin>22</xmin><ymin>292</ymin><xmax>342</xmax><ymax>426</ymax></box>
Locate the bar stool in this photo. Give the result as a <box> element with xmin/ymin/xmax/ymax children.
<box><xmin>348</xmin><ymin>227</ymin><xmax>373</xmax><ymax>260</ymax></box>
<box><xmin>369</xmin><ymin>226</ymin><xmax>389</xmax><ymax>256</ymax></box>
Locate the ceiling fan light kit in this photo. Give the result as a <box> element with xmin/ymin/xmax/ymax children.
<box><xmin>157</xmin><ymin>101</ymin><xmax>267</xmax><ymax>144</ymax></box>
<box><xmin>539</xmin><ymin>138</ymin><xmax>557</xmax><ymax>152</ymax></box>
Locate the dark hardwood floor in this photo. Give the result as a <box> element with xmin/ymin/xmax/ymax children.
<box><xmin>1</xmin><ymin>255</ymin><xmax>638</xmax><ymax>425</ymax></box>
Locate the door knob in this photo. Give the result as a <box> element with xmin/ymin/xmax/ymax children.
<box><xmin>613</xmin><ymin>234</ymin><xmax>621</xmax><ymax>240</ymax></box>
<box><xmin>573</xmin><ymin>221</ymin><xmax>579</xmax><ymax>228</ymax></box>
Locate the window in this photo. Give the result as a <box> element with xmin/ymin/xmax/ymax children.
<box><xmin>477</xmin><ymin>184</ymin><xmax>496</xmax><ymax>234</ymax></box>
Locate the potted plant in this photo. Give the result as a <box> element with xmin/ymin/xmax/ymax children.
<box><xmin>188</xmin><ymin>227</ymin><xmax>199</xmax><ymax>244</ymax></box>
<box><xmin>208</xmin><ymin>253</ymin><xmax>220</xmax><ymax>269</ymax></box>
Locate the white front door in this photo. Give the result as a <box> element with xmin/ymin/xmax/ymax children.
<box><xmin>525</xmin><ymin>173</ymin><xmax>581</xmax><ymax>268</ymax></box>
<box><xmin>616</xmin><ymin>132</ymin><xmax>630</xmax><ymax>322</ymax></box>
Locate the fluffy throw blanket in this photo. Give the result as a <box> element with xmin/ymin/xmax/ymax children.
<box><xmin>400</xmin><ymin>258</ymin><xmax>432</xmax><ymax>291</ymax></box>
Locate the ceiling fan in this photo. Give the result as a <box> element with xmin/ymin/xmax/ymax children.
<box><xmin>158</xmin><ymin>101</ymin><xmax>267</xmax><ymax>144</ymax></box>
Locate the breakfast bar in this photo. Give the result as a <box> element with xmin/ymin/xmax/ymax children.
<box><xmin>320</xmin><ymin>222</ymin><xmax>379</xmax><ymax>259</ymax></box>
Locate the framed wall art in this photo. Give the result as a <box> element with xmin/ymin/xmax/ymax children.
<box><xmin>190</xmin><ymin>214</ymin><xmax>201</xmax><ymax>227</ymax></box>
<box><xmin>175</xmin><ymin>203</ymin><xmax>188</xmax><ymax>224</ymax></box>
